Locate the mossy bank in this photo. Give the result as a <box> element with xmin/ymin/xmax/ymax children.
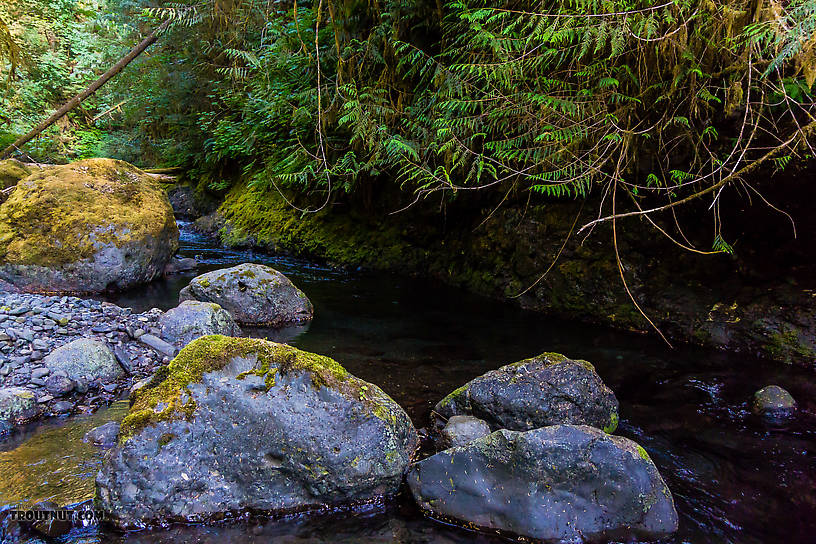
<box><xmin>190</xmin><ymin>182</ymin><xmax>816</xmax><ymax>369</ymax></box>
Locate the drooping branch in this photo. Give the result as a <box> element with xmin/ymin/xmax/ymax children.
<box><xmin>0</xmin><ymin>20</ymin><xmax>170</xmax><ymax>160</ymax></box>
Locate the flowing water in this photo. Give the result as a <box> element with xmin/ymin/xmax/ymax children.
<box><xmin>1</xmin><ymin>221</ymin><xmax>814</xmax><ymax>543</ymax></box>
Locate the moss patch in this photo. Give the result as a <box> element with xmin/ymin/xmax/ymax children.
<box><xmin>0</xmin><ymin>159</ymin><xmax>31</xmax><ymax>189</ymax></box>
<box><xmin>603</xmin><ymin>411</ymin><xmax>619</xmax><ymax>434</ymax></box>
<box><xmin>120</xmin><ymin>335</ymin><xmax>402</xmax><ymax>443</ymax></box>
<box><xmin>0</xmin><ymin>158</ymin><xmax>178</xmax><ymax>267</ymax></box>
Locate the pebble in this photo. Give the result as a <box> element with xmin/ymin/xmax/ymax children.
<box><xmin>31</xmin><ymin>367</ymin><xmax>50</xmax><ymax>379</ymax></box>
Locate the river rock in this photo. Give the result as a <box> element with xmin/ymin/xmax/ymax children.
<box><xmin>45</xmin><ymin>374</ymin><xmax>75</xmax><ymax>397</ymax></box>
<box><xmin>0</xmin><ymin>386</ymin><xmax>40</xmax><ymax>425</ymax></box>
<box><xmin>159</xmin><ymin>300</ymin><xmax>241</xmax><ymax>347</ymax></box>
<box><xmin>0</xmin><ymin>158</ymin><xmax>179</xmax><ymax>293</ymax></box>
<box><xmin>435</xmin><ymin>352</ymin><xmax>619</xmax><ymax>433</ymax></box>
<box><xmin>138</xmin><ymin>334</ymin><xmax>178</xmax><ymax>357</ymax></box>
<box><xmin>95</xmin><ymin>335</ymin><xmax>418</xmax><ymax>528</ymax></box>
<box><xmin>44</xmin><ymin>339</ymin><xmax>124</xmax><ymax>382</ymax></box>
<box><xmin>752</xmin><ymin>385</ymin><xmax>796</xmax><ymax>417</ymax></box>
<box><xmin>164</xmin><ymin>257</ymin><xmax>197</xmax><ymax>275</ymax></box>
<box><xmin>437</xmin><ymin>415</ymin><xmax>491</xmax><ymax>449</ymax></box>
<box><xmin>84</xmin><ymin>421</ymin><xmax>121</xmax><ymax>447</ymax></box>
<box><xmin>179</xmin><ymin>263</ymin><xmax>313</xmax><ymax>326</ymax></box>
<box><xmin>408</xmin><ymin>425</ymin><xmax>678</xmax><ymax>543</ymax></box>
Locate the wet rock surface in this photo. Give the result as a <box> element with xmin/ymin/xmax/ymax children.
<box><xmin>434</xmin><ymin>352</ymin><xmax>619</xmax><ymax>433</ymax></box>
<box><xmin>96</xmin><ymin>335</ymin><xmax>419</xmax><ymax>528</ymax></box>
<box><xmin>83</xmin><ymin>421</ymin><xmax>121</xmax><ymax>447</ymax></box>
<box><xmin>408</xmin><ymin>425</ymin><xmax>679</xmax><ymax>543</ymax></box>
<box><xmin>179</xmin><ymin>263</ymin><xmax>314</xmax><ymax>326</ymax></box>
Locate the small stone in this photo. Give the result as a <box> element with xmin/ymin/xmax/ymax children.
<box><xmin>45</xmin><ymin>375</ymin><xmax>75</xmax><ymax>397</ymax></box>
<box><xmin>437</xmin><ymin>415</ymin><xmax>491</xmax><ymax>450</ymax></box>
<box><xmin>0</xmin><ymin>364</ymin><xmax>10</xmax><ymax>376</ymax></box>
<box><xmin>32</xmin><ymin>339</ymin><xmax>49</xmax><ymax>351</ymax></box>
<box><xmin>52</xmin><ymin>401</ymin><xmax>73</xmax><ymax>414</ymax></box>
<box><xmin>31</xmin><ymin>367</ymin><xmax>50</xmax><ymax>379</ymax></box>
<box><xmin>37</xmin><ymin>394</ymin><xmax>54</xmax><ymax>403</ymax></box>
<box><xmin>753</xmin><ymin>385</ymin><xmax>796</xmax><ymax>418</ymax></box>
<box><xmin>8</xmin><ymin>306</ymin><xmax>29</xmax><ymax>316</ymax></box>
<box><xmin>83</xmin><ymin>421</ymin><xmax>120</xmax><ymax>447</ymax></box>
<box><xmin>138</xmin><ymin>334</ymin><xmax>178</xmax><ymax>357</ymax></box>
<box><xmin>102</xmin><ymin>383</ymin><xmax>118</xmax><ymax>393</ymax></box>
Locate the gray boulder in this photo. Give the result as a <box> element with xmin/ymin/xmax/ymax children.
<box><xmin>44</xmin><ymin>339</ymin><xmax>124</xmax><ymax>382</ymax></box>
<box><xmin>84</xmin><ymin>421</ymin><xmax>121</xmax><ymax>447</ymax></box>
<box><xmin>45</xmin><ymin>374</ymin><xmax>75</xmax><ymax>397</ymax></box>
<box><xmin>409</xmin><ymin>425</ymin><xmax>678</xmax><ymax>543</ymax></box>
<box><xmin>753</xmin><ymin>385</ymin><xmax>796</xmax><ymax>417</ymax></box>
<box><xmin>179</xmin><ymin>263</ymin><xmax>313</xmax><ymax>326</ymax></box>
<box><xmin>437</xmin><ymin>415</ymin><xmax>491</xmax><ymax>450</ymax></box>
<box><xmin>95</xmin><ymin>335</ymin><xmax>418</xmax><ymax>528</ymax></box>
<box><xmin>435</xmin><ymin>352</ymin><xmax>619</xmax><ymax>433</ymax></box>
<box><xmin>0</xmin><ymin>386</ymin><xmax>40</xmax><ymax>426</ymax></box>
<box><xmin>159</xmin><ymin>300</ymin><xmax>241</xmax><ymax>347</ymax></box>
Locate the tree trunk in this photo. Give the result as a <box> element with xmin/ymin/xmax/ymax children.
<box><xmin>0</xmin><ymin>20</ymin><xmax>170</xmax><ymax>160</ymax></box>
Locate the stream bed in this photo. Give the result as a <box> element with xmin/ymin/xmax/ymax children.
<box><xmin>1</xmin><ymin>221</ymin><xmax>814</xmax><ymax>543</ymax></box>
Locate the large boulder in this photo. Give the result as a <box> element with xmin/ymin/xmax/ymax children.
<box><xmin>435</xmin><ymin>352</ymin><xmax>619</xmax><ymax>433</ymax></box>
<box><xmin>95</xmin><ymin>335</ymin><xmax>418</xmax><ymax>528</ymax></box>
<box><xmin>159</xmin><ymin>300</ymin><xmax>241</xmax><ymax>347</ymax></box>
<box><xmin>0</xmin><ymin>158</ymin><xmax>179</xmax><ymax>293</ymax></box>
<box><xmin>44</xmin><ymin>339</ymin><xmax>124</xmax><ymax>383</ymax></box>
<box><xmin>408</xmin><ymin>426</ymin><xmax>678</xmax><ymax>543</ymax></box>
<box><xmin>0</xmin><ymin>387</ymin><xmax>40</xmax><ymax>428</ymax></box>
<box><xmin>179</xmin><ymin>263</ymin><xmax>313</xmax><ymax>326</ymax></box>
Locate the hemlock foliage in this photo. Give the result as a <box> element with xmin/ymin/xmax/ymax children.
<box><xmin>1</xmin><ymin>0</ymin><xmax>815</xmax><ymax>242</ymax></box>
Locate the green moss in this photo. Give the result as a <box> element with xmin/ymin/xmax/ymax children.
<box><xmin>636</xmin><ymin>445</ymin><xmax>651</xmax><ymax>461</ymax></box>
<box><xmin>0</xmin><ymin>158</ymin><xmax>178</xmax><ymax>268</ymax></box>
<box><xmin>603</xmin><ymin>411</ymin><xmax>619</xmax><ymax>434</ymax></box>
<box><xmin>0</xmin><ymin>159</ymin><xmax>31</xmax><ymax>189</ymax></box>
<box><xmin>762</xmin><ymin>326</ymin><xmax>816</xmax><ymax>364</ymax></box>
<box><xmin>120</xmin><ymin>335</ymin><xmax>400</xmax><ymax>443</ymax></box>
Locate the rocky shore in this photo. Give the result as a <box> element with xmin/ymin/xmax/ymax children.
<box><xmin>0</xmin><ymin>293</ymin><xmax>168</xmax><ymax>425</ymax></box>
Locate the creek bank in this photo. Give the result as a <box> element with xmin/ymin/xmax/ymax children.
<box><xmin>0</xmin><ymin>293</ymin><xmax>236</xmax><ymax>432</ymax></box>
<box><xmin>95</xmin><ymin>335</ymin><xmax>418</xmax><ymax>529</ymax></box>
<box><xmin>189</xmin><ymin>184</ymin><xmax>816</xmax><ymax>368</ymax></box>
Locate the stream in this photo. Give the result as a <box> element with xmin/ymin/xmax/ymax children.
<box><xmin>1</xmin><ymin>221</ymin><xmax>814</xmax><ymax>543</ymax></box>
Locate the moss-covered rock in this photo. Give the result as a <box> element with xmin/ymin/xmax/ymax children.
<box><xmin>752</xmin><ymin>385</ymin><xmax>797</xmax><ymax>418</ymax></box>
<box><xmin>0</xmin><ymin>158</ymin><xmax>179</xmax><ymax>293</ymax></box>
<box><xmin>96</xmin><ymin>335</ymin><xmax>418</xmax><ymax>528</ymax></box>
<box><xmin>0</xmin><ymin>386</ymin><xmax>40</xmax><ymax>430</ymax></box>
<box><xmin>0</xmin><ymin>159</ymin><xmax>32</xmax><ymax>190</ymax></box>
<box><xmin>434</xmin><ymin>352</ymin><xmax>619</xmax><ymax>434</ymax></box>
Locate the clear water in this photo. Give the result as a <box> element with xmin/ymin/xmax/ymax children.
<box><xmin>1</xmin><ymin>221</ymin><xmax>814</xmax><ymax>543</ymax></box>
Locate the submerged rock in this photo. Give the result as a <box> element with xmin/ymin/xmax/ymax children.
<box><xmin>84</xmin><ymin>421</ymin><xmax>121</xmax><ymax>447</ymax></box>
<box><xmin>752</xmin><ymin>385</ymin><xmax>796</xmax><ymax>417</ymax></box>
<box><xmin>159</xmin><ymin>300</ymin><xmax>241</xmax><ymax>347</ymax></box>
<box><xmin>435</xmin><ymin>352</ymin><xmax>619</xmax><ymax>433</ymax></box>
<box><xmin>409</xmin><ymin>425</ymin><xmax>678</xmax><ymax>543</ymax></box>
<box><xmin>0</xmin><ymin>386</ymin><xmax>40</xmax><ymax>427</ymax></box>
<box><xmin>179</xmin><ymin>263</ymin><xmax>314</xmax><ymax>326</ymax></box>
<box><xmin>44</xmin><ymin>338</ymin><xmax>124</xmax><ymax>383</ymax></box>
<box><xmin>0</xmin><ymin>158</ymin><xmax>179</xmax><ymax>293</ymax></box>
<box><xmin>95</xmin><ymin>335</ymin><xmax>418</xmax><ymax>528</ymax></box>
<box><xmin>436</xmin><ymin>415</ymin><xmax>491</xmax><ymax>450</ymax></box>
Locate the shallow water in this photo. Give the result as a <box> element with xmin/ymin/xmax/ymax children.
<box><xmin>1</xmin><ymin>221</ymin><xmax>814</xmax><ymax>543</ymax></box>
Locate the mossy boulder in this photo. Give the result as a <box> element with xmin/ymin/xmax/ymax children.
<box><xmin>95</xmin><ymin>335</ymin><xmax>418</xmax><ymax>528</ymax></box>
<box><xmin>0</xmin><ymin>159</ymin><xmax>32</xmax><ymax>190</ymax></box>
<box><xmin>435</xmin><ymin>352</ymin><xmax>619</xmax><ymax>434</ymax></box>
<box><xmin>0</xmin><ymin>158</ymin><xmax>179</xmax><ymax>293</ymax></box>
<box><xmin>179</xmin><ymin>263</ymin><xmax>313</xmax><ymax>326</ymax></box>
<box><xmin>159</xmin><ymin>300</ymin><xmax>241</xmax><ymax>348</ymax></box>
<box><xmin>0</xmin><ymin>386</ymin><xmax>40</xmax><ymax>430</ymax></box>
<box><xmin>408</xmin><ymin>425</ymin><xmax>678</xmax><ymax>543</ymax></box>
